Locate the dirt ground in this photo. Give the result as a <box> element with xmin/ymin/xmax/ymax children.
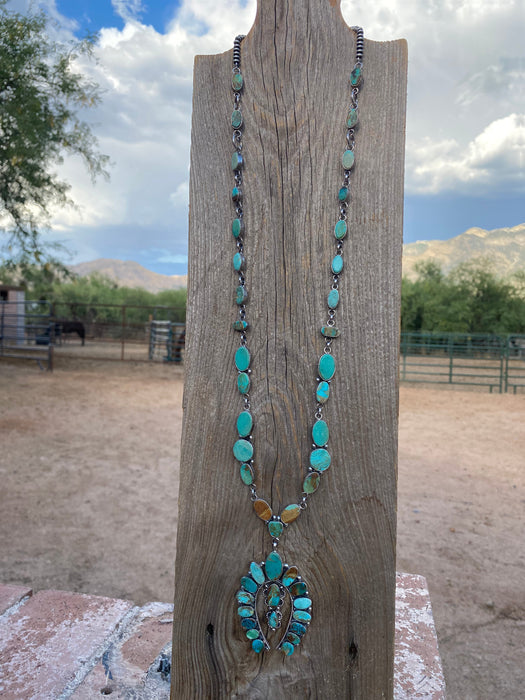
<box><xmin>0</xmin><ymin>359</ymin><xmax>523</xmax><ymax>699</ymax></box>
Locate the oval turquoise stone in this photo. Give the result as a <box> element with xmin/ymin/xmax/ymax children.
<box><xmin>233</xmin><ymin>320</ymin><xmax>249</xmax><ymax>331</ymax></box>
<box><xmin>287</xmin><ymin>632</ymin><xmax>301</xmax><ymax>645</ymax></box>
<box><xmin>250</xmin><ymin>561</ymin><xmax>265</xmax><ymax>584</ymax></box>
<box><xmin>334</xmin><ymin>220</ymin><xmax>347</xmax><ymax>240</ymax></box>
<box><xmin>328</xmin><ymin>289</ymin><xmax>339</xmax><ymax>309</ymax></box>
<box><xmin>331</xmin><ymin>255</ymin><xmax>344</xmax><ymax>274</ymax></box>
<box><xmin>237</xmin><ymin>590</ymin><xmax>254</xmax><ymax>604</ymax></box>
<box><xmin>231</xmin><ymin>152</ymin><xmax>243</xmax><ymax>171</ymax></box>
<box><xmin>240</xmin><ymin>463</ymin><xmax>254</xmax><ymax>485</ymax></box>
<box><xmin>232</xmin><ymin>218</ymin><xmax>244</xmax><ymax>238</ymax></box>
<box><xmin>232</xmin><ymin>185</ymin><xmax>242</xmax><ymax>201</ymax></box>
<box><xmin>241</xmin><ymin>576</ymin><xmax>257</xmax><ymax>594</ymax></box>
<box><xmin>233</xmin><ymin>252</ymin><xmax>244</xmax><ymax>271</ymax></box>
<box><xmin>312</xmin><ymin>419</ymin><xmax>329</xmax><ymax>446</ymax></box>
<box><xmin>268</xmin><ymin>520</ymin><xmax>284</xmax><ymax>538</ymax></box>
<box><xmin>316</xmin><ymin>381</ymin><xmax>330</xmax><ymax>404</ymax></box>
<box><xmin>281</xmin><ymin>641</ymin><xmax>294</xmax><ymax>656</ymax></box>
<box><xmin>290</xmin><ymin>581</ymin><xmax>307</xmax><ymax>597</ymax></box>
<box><xmin>338</xmin><ymin>186</ymin><xmax>349</xmax><ymax>202</ymax></box>
<box><xmin>310</xmin><ymin>448</ymin><xmax>331</xmax><ymax>472</ymax></box>
<box><xmin>233</xmin><ymin>439</ymin><xmax>253</xmax><ymax>462</ymax></box>
<box><xmin>238</xmin><ymin>605</ymin><xmax>255</xmax><ymax>617</ymax></box>
<box><xmin>268</xmin><ymin>611</ymin><xmax>279</xmax><ymax>629</ymax></box>
<box><xmin>237</xmin><ymin>411</ymin><xmax>253</xmax><ymax>437</ymax></box>
<box><xmin>246</xmin><ymin>629</ymin><xmax>259</xmax><ymax>640</ymax></box>
<box><xmin>293</xmin><ymin>610</ymin><xmax>312</xmax><ymax>622</ymax></box>
<box><xmin>237</xmin><ymin>372</ymin><xmax>250</xmax><ymax>394</ymax></box>
<box><xmin>319</xmin><ymin>354</ymin><xmax>335</xmax><ymax>381</ymax></box>
<box><xmin>347</xmin><ymin>107</ymin><xmax>358</xmax><ymax>128</ymax></box>
<box><xmin>321</xmin><ymin>325</ymin><xmax>340</xmax><ymax>338</ymax></box>
<box><xmin>350</xmin><ymin>64</ymin><xmax>362</xmax><ymax>86</ymax></box>
<box><xmin>342</xmin><ymin>149</ymin><xmax>355</xmax><ymax>170</ymax></box>
<box><xmin>232</xmin><ymin>72</ymin><xmax>244</xmax><ymax>91</ymax></box>
<box><xmin>267</xmin><ymin>583</ymin><xmax>281</xmax><ymax>607</ymax></box>
<box><xmin>290</xmin><ymin>622</ymin><xmax>306</xmax><ymax>636</ymax></box>
<box><xmin>231</xmin><ymin>109</ymin><xmax>243</xmax><ymax>128</ymax></box>
<box><xmin>235</xmin><ymin>345</ymin><xmax>250</xmax><ymax>371</ymax></box>
<box><xmin>303</xmin><ymin>472</ymin><xmax>320</xmax><ymax>494</ymax></box>
<box><xmin>265</xmin><ymin>551</ymin><xmax>283</xmax><ymax>580</ymax></box>
<box><xmin>252</xmin><ymin>639</ymin><xmax>264</xmax><ymax>653</ymax></box>
<box><xmin>235</xmin><ymin>285</ymin><xmax>247</xmax><ymax>305</ymax></box>
<box><xmin>282</xmin><ymin>568</ymin><xmax>298</xmax><ymax>586</ymax></box>
<box><xmin>241</xmin><ymin>617</ymin><xmax>257</xmax><ymax>629</ymax></box>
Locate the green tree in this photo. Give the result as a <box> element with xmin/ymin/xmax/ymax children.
<box><xmin>0</xmin><ymin>1</ymin><xmax>108</xmax><ymax>271</ymax></box>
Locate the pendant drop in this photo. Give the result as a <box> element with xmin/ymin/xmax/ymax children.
<box><xmin>236</xmin><ymin>551</ymin><xmax>312</xmax><ymax>655</ymax></box>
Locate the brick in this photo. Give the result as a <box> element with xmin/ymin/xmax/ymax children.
<box><xmin>0</xmin><ymin>589</ymin><xmax>133</xmax><ymax>699</ymax></box>
<box><xmin>0</xmin><ymin>584</ymin><xmax>32</xmax><ymax>615</ymax></box>
<box><xmin>395</xmin><ymin>572</ymin><xmax>446</xmax><ymax>699</ymax></box>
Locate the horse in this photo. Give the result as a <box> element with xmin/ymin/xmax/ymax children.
<box><xmin>55</xmin><ymin>320</ymin><xmax>85</xmax><ymax>345</ymax></box>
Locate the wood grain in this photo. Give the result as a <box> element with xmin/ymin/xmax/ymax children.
<box><xmin>171</xmin><ymin>0</ymin><xmax>407</xmax><ymax>697</ymax></box>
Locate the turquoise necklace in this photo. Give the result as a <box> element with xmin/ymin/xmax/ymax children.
<box><xmin>231</xmin><ymin>29</ymin><xmax>364</xmax><ymax>656</ymax></box>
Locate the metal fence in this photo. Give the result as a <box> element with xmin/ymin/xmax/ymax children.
<box><xmin>0</xmin><ymin>300</ymin><xmax>55</xmax><ymax>370</ymax></box>
<box><xmin>400</xmin><ymin>332</ymin><xmax>525</xmax><ymax>393</ymax></box>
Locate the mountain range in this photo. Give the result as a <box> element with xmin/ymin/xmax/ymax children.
<box><xmin>70</xmin><ymin>224</ymin><xmax>524</xmax><ymax>291</ymax></box>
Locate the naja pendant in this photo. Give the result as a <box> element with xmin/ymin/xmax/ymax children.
<box><xmin>236</xmin><ymin>550</ymin><xmax>312</xmax><ymax>656</ymax></box>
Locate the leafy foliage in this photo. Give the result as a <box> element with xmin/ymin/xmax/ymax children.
<box><xmin>401</xmin><ymin>259</ymin><xmax>525</xmax><ymax>334</ymax></box>
<box><xmin>0</xmin><ymin>1</ymin><xmax>108</xmax><ymax>268</ymax></box>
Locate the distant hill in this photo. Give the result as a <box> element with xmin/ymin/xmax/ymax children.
<box><xmin>402</xmin><ymin>224</ymin><xmax>525</xmax><ymax>280</ymax></box>
<box><xmin>70</xmin><ymin>258</ymin><xmax>187</xmax><ymax>293</ymax></box>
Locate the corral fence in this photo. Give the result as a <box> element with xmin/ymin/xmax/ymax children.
<box><xmin>400</xmin><ymin>332</ymin><xmax>525</xmax><ymax>393</ymax></box>
<box><xmin>0</xmin><ymin>300</ymin><xmax>55</xmax><ymax>370</ymax></box>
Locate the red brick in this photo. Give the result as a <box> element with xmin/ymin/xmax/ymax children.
<box><xmin>0</xmin><ymin>589</ymin><xmax>133</xmax><ymax>699</ymax></box>
<box><xmin>0</xmin><ymin>584</ymin><xmax>32</xmax><ymax>615</ymax></box>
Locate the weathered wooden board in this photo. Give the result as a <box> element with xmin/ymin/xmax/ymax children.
<box><xmin>172</xmin><ymin>0</ymin><xmax>407</xmax><ymax>697</ymax></box>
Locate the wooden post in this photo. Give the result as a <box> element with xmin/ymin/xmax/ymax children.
<box><xmin>172</xmin><ymin>1</ymin><xmax>407</xmax><ymax>697</ymax></box>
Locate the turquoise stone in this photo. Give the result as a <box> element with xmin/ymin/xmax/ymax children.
<box><xmin>287</xmin><ymin>632</ymin><xmax>301</xmax><ymax>645</ymax></box>
<box><xmin>237</xmin><ymin>590</ymin><xmax>254</xmax><ymax>604</ymax></box>
<box><xmin>290</xmin><ymin>581</ymin><xmax>307</xmax><ymax>597</ymax></box>
<box><xmin>334</xmin><ymin>220</ymin><xmax>347</xmax><ymax>240</ymax></box>
<box><xmin>237</xmin><ymin>372</ymin><xmax>250</xmax><ymax>394</ymax></box>
<box><xmin>282</xmin><ymin>567</ymin><xmax>298</xmax><ymax>586</ymax></box>
<box><xmin>338</xmin><ymin>186</ymin><xmax>349</xmax><ymax>202</ymax></box>
<box><xmin>331</xmin><ymin>255</ymin><xmax>344</xmax><ymax>274</ymax></box>
<box><xmin>233</xmin><ymin>320</ymin><xmax>248</xmax><ymax>331</ymax></box>
<box><xmin>231</xmin><ymin>152</ymin><xmax>243</xmax><ymax>171</ymax></box>
<box><xmin>294</xmin><ymin>597</ymin><xmax>312</xmax><ymax>610</ymax></box>
<box><xmin>250</xmin><ymin>561</ymin><xmax>265</xmax><ymax>584</ymax></box>
<box><xmin>252</xmin><ymin>639</ymin><xmax>264</xmax><ymax>653</ymax></box>
<box><xmin>237</xmin><ymin>411</ymin><xmax>253</xmax><ymax>437</ymax></box>
<box><xmin>233</xmin><ymin>252</ymin><xmax>244</xmax><ymax>271</ymax></box>
<box><xmin>233</xmin><ymin>439</ymin><xmax>253</xmax><ymax>462</ymax></box>
<box><xmin>238</xmin><ymin>605</ymin><xmax>255</xmax><ymax>617</ymax></box>
<box><xmin>235</xmin><ymin>346</ymin><xmax>250</xmax><ymax>371</ymax></box>
<box><xmin>246</xmin><ymin>629</ymin><xmax>259</xmax><ymax>640</ymax></box>
<box><xmin>319</xmin><ymin>354</ymin><xmax>335</xmax><ymax>381</ymax></box>
<box><xmin>231</xmin><ymin>109</ymin><xmax>243</xmax><ymax>128</ymax></box>
<box><xmin>350</xmin><ymin>64</ymin><xmax>362</xmax><ymax>86</ymax></box>
<box><xmin>232</xmin><ymin>72</ymin><xmax>244</xmax><ymax>91</ymax></box>
<box><xmin>310</xmin><ymin>448</ymin><xmax>331</xmax><ymax>472</ymax></box>
<box><xmin>267</xmin><ymin>583</ymin><xmax>281</xmax><ymax>607</ymax></box>
<box><xmin>316</xmin><ymin>381</ymin><xmax>330</xmax><ymax>404</ymax></box>
<box><xmin>328</xmin><ymin>289</ymin><xmax>339</xmax><ymax>309</ymax></box>
<box><xmin>303</xmin><ymin>472</ymin><xmax>320</xmax><ymax>494</ymax></box>
<box><xmin>241</xmin><ymin>617</ymin><xmax>257</xmax><ymax>629</ymax></box>
<box><xmin>312</xmin><ymin>419</ymin><xmax>329</xmax><ymax>446</ymax></box>
<box><xmin>235</xmin><ymin>285</ymin><xmax>247</xmax><ymax>305</ymax></box>
<box><xmin>342</xmin><ymin>149</ymin><xmax>355</xmax><ymax>170</ymax></box>
<box><xmin>321</xmin><ymin>325</ymin><xmax>340</xmax><ymax>338</ymax></box>
<box><xmin>290</xmin><ymin>622</ymin><xmax>306</xmax><ymax>636</ymax></box>
<box><xmin>232</xmin><ymin>218</ymin><xmax>244</xmax><ymax>238</ymax></box>
<box><xmin>240</xmin><ymin>463</ymin><xmax>254</xmax><ymax>485</ymax></box>
<box><xmin>241</xmin><ymin>576</ymin><xmax>257</xmax><ymax>594</ymax></box>
<box><xmin>281</xmin><ymin>641</ymin><xmax>294</xmax><ymax>656</ymax></box>
<box><xmin>268</xmin><ymin>611</ymin><xmax>279</xmax><ymax>629</ymax></box>
<box><xmin>347</xmin><ymin>107</ymin><xmax>358</xmax><ymax>128</ymax></box>
<box><xmin>231</xmin><ymin>186</ymin><xmax>242</xmax><ymax>201</ymax></box>
<box><xmin>268</xmin><ymin>520</ymin><xmax>284</xmax><ymax>538</ymax></box>
<box><xmin>293</xmin><ymin>610</ymin><xmax>312</xmax><ymax>623</ymax></box>
<box><xmin>265</xmin><ymin>551</ymin><xmax>283</xmax><ymax>580</ymax></box>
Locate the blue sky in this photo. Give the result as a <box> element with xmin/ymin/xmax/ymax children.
<box><xmin>6</xmin><ymin>0</ymin><xmax>524</xmax><ymax>275</ymax></box>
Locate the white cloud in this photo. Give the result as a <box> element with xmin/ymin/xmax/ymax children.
<box><xmin>111</xmin><ymin>0</ymin><xmax>145</xmax><ymax>24</ymax></box>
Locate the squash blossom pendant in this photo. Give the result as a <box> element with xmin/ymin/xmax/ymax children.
<box><xmin>229</xmin><ymin>29</ymin><xmax>364</xmax><ymax>656</ymax></box>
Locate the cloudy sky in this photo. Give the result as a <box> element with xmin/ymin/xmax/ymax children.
<box><xmin>7</xmin><ymin>0</ymin><xmax>524</xmax><ymax>275</ymax></box>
